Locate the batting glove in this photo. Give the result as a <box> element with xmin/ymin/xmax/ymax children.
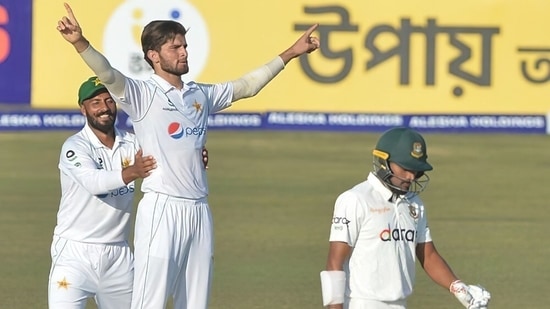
<box><xmin>450</xmin><ymin>280</ymin><xmax>491</xmax><ymax>309</ymax></box>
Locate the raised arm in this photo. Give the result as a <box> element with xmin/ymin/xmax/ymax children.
<box><xmin>278</xmin><ymin>23</ymin><xmax>320</xmax><ymax>64</ymax></box>
<box><xmin>231</xmin><ymin>24</ymin><xmax>320</xmax><ymax>101</ymax></box>
<box><xmin>57</xmin><ymin>2</ymin><xmax>126</xmax><ymax>97</ymax></box>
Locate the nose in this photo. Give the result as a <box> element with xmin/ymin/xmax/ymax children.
<box><xmin>98</xmin><ymin>101</ymin><xmax>109</xmax><ymax>112</ymax></box>
<box><xmin>97</xmin><ymin>99</ymin><xmax>114</xmax><ymax>114</ymax></box>
<box><xmin>404</xmin><ymin>170</ymin><xmax>416</xmax><ymax>182</ymax></box>
<box><xmin>180</xmin><ymin>46</ymin><xmax>188</xmax><ymax>58</ymax></box>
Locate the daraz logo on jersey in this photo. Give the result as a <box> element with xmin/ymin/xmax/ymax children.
<box><xmin>168</xmin><ymin>122</ymin><xmax>206</xmax><ymax>139</ymax></box>
<box><xmin>379</xmin><ymin>224</ymin><xmax>416</xmax><ymax>242</ymax></box>
<box><xmin>331</xmin><ymin>216</ymin><xmax>351</xmax><ymax>231</ymax></box>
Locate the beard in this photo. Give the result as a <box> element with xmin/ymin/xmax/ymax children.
<box><xmin>160</xmin><ymin>58</ymin><xmax>189</xmax><ymax>76</ymax></box>
<box><xmin>87</xmin><ymin>111</ymin><xmax>116</xmax><ymax>134</ymax></box>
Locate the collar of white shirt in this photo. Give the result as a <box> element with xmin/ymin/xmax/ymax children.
<box><xmin>150</xmin><ymin>74</ymin><xmax>198</xmax><ymax>93</ymax></box>
<box><xmin>366</xmin><ymin>173</ymin><xmax>393</xmax><ymax>201</ymax></box>
<box><xmin>82</xmin><ymin>123</ymin><xmax>124</xmax><ymax>149</ymax></box>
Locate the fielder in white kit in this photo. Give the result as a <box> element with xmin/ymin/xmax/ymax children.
<box><xmin>48</xmin><ymin>77</ymin><xmax>157</xmax><ymax>308</ymax></box>
<box><xmin>321</xmin><ymin>127</ymin><xmax>491</xmax><ymax>309</ymax></box>
<box><xmin>57</xmin><ymin>3</ymin><xmax>320</xmax><ymax>308</ymax></box>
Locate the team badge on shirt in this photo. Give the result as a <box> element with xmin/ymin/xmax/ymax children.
<box><xmin>122</xmin><ymin>157</ymin><xmax>131</xmax><ymax>168</ymax></box>
<box><xmin>408</xmin><ymin>205</ymin><xmax>419</xmax><ymax>219</ymax></box>
<box><xmin>57</xmin><ymin>277</ymin><xmax>71</xmax><ymax>290</ymax></box>
<box><xmin>192</xmin><ymin>101</ymin><xmax>202</xmax><ymax>112</ymax></box>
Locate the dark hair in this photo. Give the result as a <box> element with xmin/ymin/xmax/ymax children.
<box><xmin>141</xmin><ymin>20</ymin><xmax>187</xmax><ymax>67</ymax></box>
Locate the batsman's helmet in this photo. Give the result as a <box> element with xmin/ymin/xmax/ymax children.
<box><xmin>372</xmin><ymin>127</ymin><xmax>432</xmax><ymax>195</ymax></box>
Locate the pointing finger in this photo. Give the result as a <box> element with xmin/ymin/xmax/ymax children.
<box><xmin>303</xmin><ymin>23</ymin><xmax>319</xmax><ymax>38</ymax></box>
<box><xmin>64</xmin><ymin>2</ymin><xmax>79</xmax><ymax>25</ymax></box>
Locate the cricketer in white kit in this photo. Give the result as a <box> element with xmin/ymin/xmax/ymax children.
<box><xmin>321</xmin><ymin>127</ymin><xmax>491</xmax><ymax>309</ymax></box>
<box><xmin>57</xmin><ymin>3</ymin><xmax>320</xmax><ymax>308</ymax></box>
<box><xmin>327</xmin><ymin>174</ymin><xmax>428</xmax><ymax>309</ymax></box>
<box><xmin>121</xmin><ymin>76</ymin><xmax>231</xmax><ymax>309</ymax></box>
<box><xmin>48</xmin><ymin>77</ymin><xmax>157</xmax><ymax>309</ymax></box>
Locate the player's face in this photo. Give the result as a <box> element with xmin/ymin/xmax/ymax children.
<box><xmin>158</xmin><ymin>34</ymin><xmax>189</xmax><ymax>76</ymax></box>
<box><xmin>388</xmin><ymin>162</ymin><xmax>417</xmax><ymax>192</ymax></box>
<box><xmin>81</xmin><ymin>92</ymin><xmax>117</xmax><ymax>133</ymax></box>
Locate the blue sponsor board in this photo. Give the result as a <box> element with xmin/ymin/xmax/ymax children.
<box><xmin>264</xmin><ymin>112</ymin><xmax>548</xmax><ymax>134</ymax></box>
<box><xmin>405</xmin><ymin>114</ymin><xmax>547</xmax><ymax>133</ymax></box>
<box><xmin>208</xmin><ymin>113</ymin><xmax>263</xmax><ymax>130</ymax></box>
<box><xmin>0</xmin><ymin>111</ymin><xmax>547</xmax><ymax>134</ymax></box>
<box><xmin>0</xmin><ymin>111</ymin><xmax>132</xmax><ymax>131</ymax></box>
<box><xmin>265</xmin><ymin>112</ymin><xmax>404</xmax><ymax>132</ymax></box>
<box><xmin>0</xmin><ymin>111</ymin><xmax>87</xmax><ymax>131</ymax></box>
<box><xmin>0</xmin><ymin>0</ymin><xmax>32</xmax><ymax>104</ymax></box>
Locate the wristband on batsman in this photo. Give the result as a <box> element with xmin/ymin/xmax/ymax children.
<box><xmin>320</xmin><ymin>270</ymin><xmax>346</xmax><ymax>306</ymax></box>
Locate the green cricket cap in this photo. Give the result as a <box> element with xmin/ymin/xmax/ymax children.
<box><xmin>374</xmin><ymin>127</ymin><xmax>433</xmax><ymax>172</ymax></box>
<box><xmin>78</xmin><ymin>76</ymin><xmax>108</xmax><ymax>105</ymax></box>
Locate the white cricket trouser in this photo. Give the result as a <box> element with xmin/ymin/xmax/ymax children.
<box><xmin>131</xmin><ymin>192</ymin><xmax>214</xmax><ymax>309</ymax></box>
<box><xmin>48</xmin><ymin>236</ymin><xmax>133</xmax><ymax>309</ymax></box>
<box><xmin>348</xmin><ymin>298</ymin><xmax>407</xmax><ymax>309</ymax></box>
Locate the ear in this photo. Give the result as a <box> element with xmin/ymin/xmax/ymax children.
<box><xmin>147</xmin><ymin>50</ymin><xmax>159</xmax><ymax>63</ymax></box>
<box><xmin>79</xmin><ymin>104</ymin><xmax>87</xmax><ymax>116</ymax></box>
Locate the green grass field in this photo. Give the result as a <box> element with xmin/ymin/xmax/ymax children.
<box><xmin>1</xmin><ymin>130</ymin><xmax>548</xmax><ymax>308</ymax></box>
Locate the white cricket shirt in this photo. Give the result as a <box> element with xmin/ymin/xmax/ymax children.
<box><xmin>113</xmin><ymin>75</ymin><xmax>233</xmax><ymax>199</ymax></box>
<box><xmin>54</xmin><ymin>124</ymin><xmax>139</xmax><ymax>243</ymax></box>
<box><xmin>329</xmin><ymin>173</ymin><xmax>432</xmax><ymax>302</ymax></box>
